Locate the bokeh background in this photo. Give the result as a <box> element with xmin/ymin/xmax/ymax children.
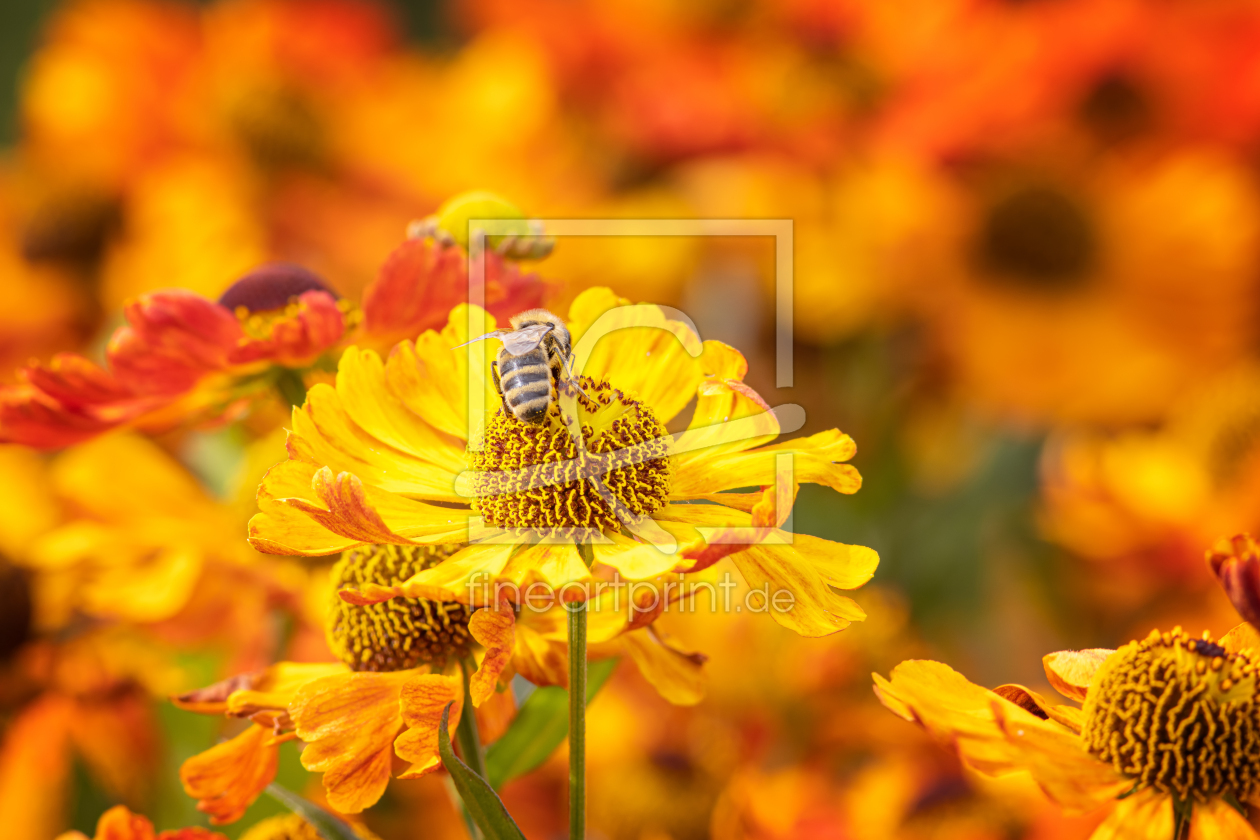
<box><xmin>2</xmin><ymin>0</ymin><xmax>1259</xmax><ymax>838</ymax></box>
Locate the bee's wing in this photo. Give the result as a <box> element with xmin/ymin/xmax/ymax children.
<box><xmin>498</xmin><ymin>324</ymin><xmax>554</xmax><ymax>355</ymax></box>
<box><xmin>449</xmin><ymin>323</ymin><xmax>554</xmax><ymax>354</ymax></box>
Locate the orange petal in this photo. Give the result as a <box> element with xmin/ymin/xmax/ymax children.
<box><xmin>292</xmin><ymin>671</ymin><xmax>413</xmax><ymax>813</ymax></box>
<box><xmin>1087</xmin><ymin>788</ymin><xmax>1171</xmax><ymax>839</ymax></box>
<box><xmin>180</xmin><ymin>724</ymin><xmax>278</xmax><ymax>825</ymax></box>
<box><xmin>1042</xmin><ymin>649</ymin><xmax>1115</xmax><ymax>702</ymax></box>
<box><xmin>394</xmin><ymin>674</ymin><xmax>463</xmax><ymax>779</ymax></box>
<box><xmin>474</xmin><ymin>683</ymin><xmax>517</xmax><ymax>744</ymax></box>
<box><xmin>230</xmin><ymin>291</ymin><xmax>344</xmax><ymax>367</ymax></box>
<box><xmin>1188</xmin><ymin>797</ymin><xmax>1260</xmax><ymax>840</ymax></box>
<box><xmin>86</xmin><ymin>805</ymin><xmax>155</xmax><ymax>840</ymax></box>
<box><xmin>0</xmin><ymin>696</ymin><xmax>74</xmax><ymax>840</ymax></box>
<box><xmin>469</xmin><ymin>606</ymin><xmax>515</xmax><ymax>706</ymax></box>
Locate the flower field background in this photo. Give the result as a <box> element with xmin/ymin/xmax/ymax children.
<box><xmin>2</xmin><ymin>1</ymin><xmax>1260</xmax><ymax>839</ymax></box>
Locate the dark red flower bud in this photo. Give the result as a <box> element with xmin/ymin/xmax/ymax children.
<box><xmin>1207</xmin><ymin>534</ymin><xmax>1260</xmax><ymax>629</ymax></box>
<box><xmin>217</xmin><ymin>263</ymin><xmax>337</xmax><ymax>313</ymax></box>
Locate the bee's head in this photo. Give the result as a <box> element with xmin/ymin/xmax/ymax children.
<box><xmin>510</xmin><ymin>308</ymin><xmax>570</xmax><ymax>355</ymax></box>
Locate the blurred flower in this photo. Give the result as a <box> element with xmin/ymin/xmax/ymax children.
<box><xmin>248</xmin><ymin>288</ymin><xmax>877</xmax><ymax>639</ymax></box>
<box><xmin>876</xmin><ymin>624</ymin><xmax>1260</xmax><ymax>837</ymax></box>
<box><xmin>900</xmin><ymin>149</ymin><xmax>1260</xmax><ymax>426</ymax></box>
<box><xmin>55</xmin><ymin>804</ymin><xmax>226</xmax><ymax>840</ymax></box>
<box><xmin>1040</xmin><ymin>365</ymin><xmax>1260</xmax><ymax>603</ymax></box>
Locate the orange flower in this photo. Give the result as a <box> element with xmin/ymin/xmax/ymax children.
<box><xmin>1</xmin><ymin>225</ymin><xmax>545</xmax><ymax>449</ymax></box>
<box><xmin>54</xmin><ymin>805</ymin><xmax>227</xmax><ymax>840</ymax></box>
<box><xmin>174</xmin><ymin>549</ymin><xmax>705</xmax><ymax>819</ymax></box>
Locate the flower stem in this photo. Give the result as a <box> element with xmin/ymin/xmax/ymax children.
<box><xmin>457</xmin><ymin>656</ymin><xmax>487</xmax><ymax>781</ymax></box>
<box><xmin>568</xmin><ymin>597</ymin><xmax>588</xmax><ymax>840</ymax></box>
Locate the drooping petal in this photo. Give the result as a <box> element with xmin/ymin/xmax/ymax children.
<box><xmin>0</xmin><ymin>696</ymin><xmax>73</xmax><ymax>840</ymax></box>
<box><xmin>621</xmin><ymin>626</ymin><xmax>706</xmax><ymax>705</ymax></box>
<box><xmin>292</xmin><ymin>671</ymin><xmax>413</xmax><ymax>813</ymax></box>
<box><xmin>250</xmin><ymin>461</ymin><xmax>368</xmax><ymax>556</ymax></box>
<box><xmin>469</xmin><ymin>605</ymin><xmax>515</xmax><ymax>706</ymax></box>
<box><xmin>730</xmin><ymin>544</ymin><xmax>869</xmax><ymax>637</ymax></box>
<box><xmin>394</xmin><ymin>673</ymin><xmax>463</xmax><ymax>779</ymax></box>
<box><xmin>180</xmin><ymin>724</ymin><xmax>278</xmax><ymax>825</ymax></box>
<box><xmin>1043</xmin><ymin>649</ymin><xmax>1116</xmax><ymax>702</ymax></box>
<box><xmin>592</xmin><ymin>533</ymin><xmax>688</xmax><ymax>580</ymax></box>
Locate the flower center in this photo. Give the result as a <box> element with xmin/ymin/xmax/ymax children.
<box><xmin>1082</xmin><ymin>627</ymin><xmax>1260</xmax><ymax>801</ymax></box>
<box><xmin>467</xmin><ymin>376</ymin><xmax>672</xmax><ymax>535</ymax></box>
<box><xmin>977</xmin><ymin>186</ymin><xmax>1095</xmax><ymax>290</ymax></box>
<box><xmin>327</xmin><ymin>544</ymin><xmax>473</xmax><ymax>672</ymax></box>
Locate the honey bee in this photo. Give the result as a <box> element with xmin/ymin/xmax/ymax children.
<box><xmin>456</xmin><ymin>309</ymin><xmax>587</xmax><ymax>425</ymax></box>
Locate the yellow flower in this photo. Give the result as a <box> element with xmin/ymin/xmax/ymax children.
<box><xmin>875</xmin><ymin>624</ymin><xmax>1260</xmax><ymax>838</ymax></box>
<box><xmin>175</xmin><ymin>542</ymin><xmax>706</xmax><ymax>820</ymax></box>
<box><xmin>249</xmin><ymin>288</ymin><xmax>878</xmax><ymax>638</ymax></box>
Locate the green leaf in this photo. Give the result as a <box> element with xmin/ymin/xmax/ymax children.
<box><xmin>264</xmin><ymin>783</ymin><xmax>362</xmax><ymax>840</ymax></box>
<box><xmin>439</xmin><ymin>703</ymin><xmax>528</xmax><ymax>840</ymax></box>
<box><xmin>485</xmin><ymin>657</ymin><xmax>617</xmax><ymax>789</ymax></box>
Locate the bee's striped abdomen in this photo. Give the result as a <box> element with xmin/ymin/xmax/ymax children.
<box><xmin>498</xmin><ymin>348</ymin><xmax>554</xmax><ymax>425</ymax></box>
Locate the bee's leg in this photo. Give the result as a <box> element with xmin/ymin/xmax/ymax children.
<box><xmin>491</xmin><ymin>359</ymin><xmax>503</xmax><ymax>396</ymax></box>
<box><xmin>560</xmin><ymin>353</ymin><xmax>591</xmax><ymax>400</ymax></box>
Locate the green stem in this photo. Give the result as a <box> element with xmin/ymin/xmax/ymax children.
<box><xmin>568</xmin><ymin>598</ymin><xmax>587</xmax><ymax>840</ymax></box>
<box><xmin>457</xmin><ymin>657</ymin><xmax>488</xmax><ymax>781</ymax></box>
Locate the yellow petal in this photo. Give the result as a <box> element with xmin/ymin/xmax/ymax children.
<box><xmin>673</xmin><ymin>429</ymin><xmax>861</xmax><ymax>498</ymax></box>
<box><xmin>1189</xmin><ymin>798</ymin><xmax>1260</xmax><ymax>840</ymax></box>
<box><xmin>292</xmin><ymin>671</ymin><xmax>412</xmax><ymax>813</ymax></box>
<box><xmin>395</xmin><ymin>673</ymin><xmax>463</xmax><ymax>779</ymax></box>
<box><xmin>1043</xmin><ymin>649</ymin><xmax>1116</xmax><ymax>702</ymax></box>
<box><xmin>291</xmin><ymin>383</ymin><xmax>463</xmax><ymax>500</ymax></box>
<box><xmin>180</xmin><ymin>723</ymin><xmax>277</xmax><ymax>825</ymax></box>
<box><xmin>469</xmin><ymin>606</ymin><xmax>515</xmax><ymax>706</ymax></box>
<box><xmin>1088</xmin><ymin>788</ymin><xmax>1171</xmax><ymax>840</ymax></box>
<box><xmin>622</xmin><ymin>626</ymin><xmax>706</xmax><ymax>705</ymax></box>
<box><xmin>566</xmin><ymin>288</ymin><xmax>704</xmax><ymax>426</ymax></box>
<box><xmin>991</xmin><ymin>697</ymin><xmax>1130</xmax><ymax>812</ymax></box>
<box><xmin>592</xmin><ymin>533</ymin><xmax>686</xmax><ymax>580</ymax></box>
<box><xmin>249</xmin><ymin>461</ymin><xmax>363</xmax><ymax>556</ymax></box>
<box><xmin>991</xmin><ymin>684</ymin><xmax>1085</xmax><ymax>733</ymax></box>
<box><xmin>262</xmin><ymin>464</ymin><xmax>469</xmax><ymax>553</ymax></box>
<box><xmin>335</xmin><ymin>346</ymin><xmax>467</xmax><ymax>467</ymax></box>
<box><xmin>731</xmin><ymin>544</ymin><xmax>867</xmax><ymax>637</ymax></box>
<box><xmin>871</xmin><ymin>657</ymin><xmax>1123</xmax><ymax>809</ymax></box>
<box><xmin>385</xmin><ymin>306</ymin><xmax>499</xmax><ymax>441</ymax></box>
<box><xmin>396</xmin><ymin>540</ymin><xmax>525</xmax><ymax>603</ymax></box>
<box><xmin>1222</xmin><ymin>622</ymin><xmax>1260</xmax><ymax>655</ymax></box>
